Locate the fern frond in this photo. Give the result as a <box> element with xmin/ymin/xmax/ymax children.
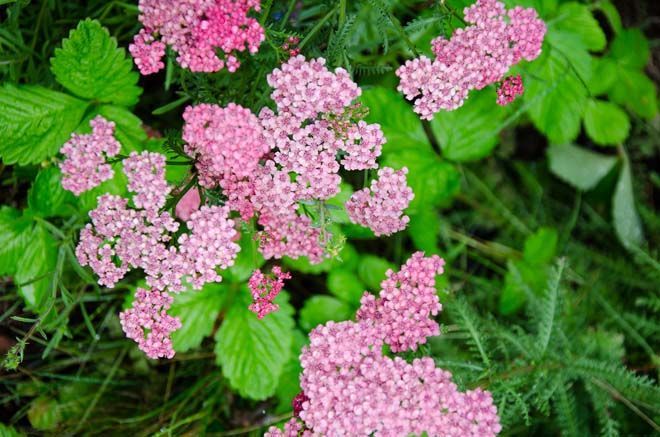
<box><xmin>554</xmin><ymin>381</ymin><xmax>582</xmax><ymax>436</ymax></box>
<box><xmin>535</xmin><ymin>258</ymin><xmax>565</xmax><ymax>357</ymax></box>
<box><xmin>326</xmin><ymin>14</ymin><xmax>356</xmax><ymax>68</ymax></box>
<box><xmin>586</xmin><ymin>381</ymin><xmax>621</xmax><ymax>437</ymax></box>
<box><xmin>451</xmin><ymin>298</ymin><xmax>491</xmax><ymax>368</ymax></box>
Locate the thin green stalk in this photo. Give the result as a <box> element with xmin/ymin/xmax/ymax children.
<box><xmin>300</xmin><ymin>6</ymin><xmax>339</xmax><ymax>49</ymax></box>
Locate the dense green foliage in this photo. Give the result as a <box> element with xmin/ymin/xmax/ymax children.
<box><xmin>1</xmin><ymin>0</ymin><xmax>659</xmax><ymax>435</ymax></box>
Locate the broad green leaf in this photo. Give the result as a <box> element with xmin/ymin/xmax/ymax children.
<box><xmin>612</xmin><ymin>157</ymin><xmax>643</xmax><ymax>249</ymax></box>
<box><xmin>274</xmin><ymin>330</ymin><xmax>307</xmax><ymax>413</ymax></box>
<box><xmin>609</xmin><ymin>68</ymin><xmax>657</xmax><ymax>119</ymax></box>
<box><xmin>553</xmin><ymin>3</ymin><xmax>606</xmax><ymax>51</ymax></box>
<box><xmin>583</xmin><ymin>100</ymin><xmax>630</xmax><ymax>146</ymax></box>
<box><xmin>523</xmin><ymin>227</ymin><xmax>558</xmax><ymax>265</ymax></box>
<box><xmin>170</xmin><ymin>284</ymin><xmax>226</xmax><ymax>353</ymax></box>
<box><xmin>545</xmin><ymin>30</ymin><xmax>592</xmax><ymax>84</ymax></box>
<box><xmin>215</xmin><ymin>290</ymin><xmax>295</xmax><ymax>400</ymax></box>
<box><xmin>610</xmin><ymin>28</ymin><xmax>650</xmax><ymax>70</ymax></box>
<box><xmin>299</xmin><ymin>295</ymin><xmax>353</xmax><ymax>331</ymax></box>
<box><xmin>0</xmin><ymin>423</ymin><xmax>25</xmax><ymax>437</ymax></box>
<box><xmin>0</xmin><ymin>207</ymin><xmax>32</xmax><ymax>276</ymax></box>
<box><xmin>0</xmin><ymin>85</ymin><xmax>87</xmax><ymax>165</ymax></box>
<box><xmin>588</xmin><ymin>58</ymin><xmax>617</xmax><ymax>96</ymax></box>
<box><xmin>224</xmin><ymin>231</ymin><xmax>264</xmax><ymax>283</ymax></box>
<box><xmin>327</xmin><ymin>269</ymin><xmax>365</xmax><ymax>306</ymax></box>
<box><xmin>27</xmin><ymin>396</ymin><xmax>61</xmax><ymax>431</ymax></box>
<box><xmin>596</xmin><ymin>1</ymin><xmax>622</xmax><ymax>34</ymax></box>
<box><xmin>15</xmin><ymin>224</ymin><xmax>57</xmax><ymax>313</ymax></box>
<box><xmin>357</xmin><ymin>255</ymin><xmax>394</xmax><ymax>291</ymax></box>
<box><xmin>382</xmin><ymin>147</ymin><xmax>460</xmax><ymax>211</ymax></box>
<box><xmin>51</xmin><ymin>19</ymin><xmax>141</xmax><ymax>106</ymax></box>
<box><xmin>547</xmin><ymin>143</ymin><xmax>618</xmax><ymax>191</ymax></box>
<box><xmin>325</xmin><ymin>183</ymin><xmax>354</xmax><ymax>224</ymax></box>
<box><xmin>28</xmin><ymin>167</ymin><xmax>77</xmax><ymax>218</ymax></box>
<box><xmin>408</xmin><ymin>209</ymin><xmax>440</xmax><ymax>253</ymax></box>
<box><xmin>430</xmin><ymin>89</ymin><xmax>507</xmax><ymax>162</ymax></box>
<box><xmin>524</xmin><ymin>45</ymin><xmax>589</xmax><ymax>144</ymax></box>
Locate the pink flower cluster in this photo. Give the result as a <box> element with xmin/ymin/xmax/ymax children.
<box><xmin>119</xmin><ymin>288</ymin><xmax>181</xmax><ymax>359</ymax></box>
<box><xmin>130</xmin><ymin>0</ymin><xmax>264</xmax><ymax>74</ymax></box>
<box><xmin>496</xmin><ymin>74</ymin><xmax>524</xmax><ymax>106</ymax></box>
<box><xmin>60</xmin><ymin>116</ymin><xmax>121</xmax><ymax>195</ymax></box>
<box><xmin>248</xmin><ymin>266</ymin><xmax>291</xmax><ymax>318</ymax></box>
<box><xmin>267</xmin><ymin>252</ymin><xmax>501</xmax><ymax>436</ymax></box>
<box><xmin>396</xmin><ymin>0</ymin><xmax>546</xmax><ymax>119</ymax></box>
<box><xmin>346</xmin><ymin>167</ymin><xmax>414</xmax><ymax>236</ymax></box>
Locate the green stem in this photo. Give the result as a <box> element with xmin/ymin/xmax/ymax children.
<box><xmin>339</xmin><ymin>0</ymin><xmax>347</xmax><ymax>28</ymax></box>
<box><xmin>279</xmin><ymin>0</ymin><xmax>298</xmax><ymax>30</ymax></box>
<box><xmin>300</xmin><ymin>6</ymin><xmax>339</xmax><ymax>49</ymax></box>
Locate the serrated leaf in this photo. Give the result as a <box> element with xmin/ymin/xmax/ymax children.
<box><xmin>28</xmin><ymin>167</ymin><xmax>77</xmax><ymax>218</ymax></box>
<box><xmin>51</xmin><ymin>19</ymin><xmax>141</xmax><ymax>106</ymax></box>
<box><xmin>299</xmin><ymin>295</ymin><xmax>353</xmax><ymax>331</ymax></box>
<box><xmin>547</xmin><ymin>143</ymin><xmax>618</xmax><ymax>191</ymax></box>
<box><xmin>170</xmin><ymin>284</ymin><xmax>226</xmax><ymax>353</ymax></box>
<box><xmin>357</xmin><ymin>255</ymin><xmax>394</xmax><ymax>291</ymax></box>
<box><xmin>612</xmin><ymin>157</ymin><xmax>643</xmax><ymax>249</ymax></box>
<box><xmin>610</xmin><ymin>28</ymin><xmax>649</xmax><ymax>70</ymax></box>
<box><xmin>0</xmin><ymin>85</ymin><xmax>87</xmax><ymax>165</ymax></box>
<box><xmin>0</xmin><ymin>207</ymin><xmax>32</xmax><ymax>276</ymax></box>
<box><xmin>215</xmin><ymin>290</ymin><xmax>294</xmax><ymax>400</ymax></box>
<box><xmin>15</xmin><ymin>224</ymin><xmax>57</xmax><ymax>313</ymax></box>
<box><xmin>430</xmin><ymin>89</ymin><xmax>507</xmax><ymax>162</ymax></box>
<box><xmin>583</xmin><ymin>100</ymin><xmax>630</xmax><ymax>146</ymax></box>
<box><xmin>223</xmin><ymin>231</ymin><xmax>264</xmax><ymax>283</ymax></box>
<box><xmin>553</xmin><ymin>2</ymin><xmax>606</xmax><ymax>51</ymax></box>
<box><xmin>327</xmin><ymin>269</ymin><xmax>365</xmax><ymax>306</ymax></box>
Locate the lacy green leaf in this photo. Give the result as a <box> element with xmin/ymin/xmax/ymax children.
<box><xmin>51</xmin><ymin>19</ymin><xmax>141</xmax><ymax>106</ymax></box>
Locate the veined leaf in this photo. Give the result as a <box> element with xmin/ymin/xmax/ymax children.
<box><xmin>0</xmin><ymin>207</ymin><xmax>32</xmax><ymax>276</ymax></box>
<box><xmin>28</xmin><ymin>167</ymin><xmax>77</xmax><ymax>218</ymax></box>
<box><xmin>15</xmin><ymin>224</ymin><xmax>57</xmax><ymax>313</ymax></box>
<box><xmin>553</xmin><ymin>2</ymin><xmax>606</xmax><ymax>52</ymax></box>
<box><xmin>170</xmin><ymin>284</ymin><xmax>226</xmax><ymax>353</ymax></box>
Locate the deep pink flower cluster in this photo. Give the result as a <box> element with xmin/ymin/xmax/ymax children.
<box><xmin>119</xmin><ymin>288</ymin><xmax>181</xmax><ymax>359</ymax></box>
<box><xmin>496</xmin><ymin>74</ymin><xmax>524</xmax><ymax>106</ymax></box>
<box><xmin>60</xmin><ymin>116</ymin><xmax>121</xmax><ymax>195</ymax></box>
<box><xmin>130</xmin><ymin>0</ymin><xmax>264</xmax><ymax>74</ymax></box>
<box><xmin>346</xmin><ymin>167</ymin><xmax>414</xmax><ymax>236</ymax></box>
<box><xmin>248</xmin><ymin>266</ymin><xmax>291</xmax><ymax>318</ymax></box>
<box><xmin>396</xmin><ymin>0</ymin><xmax>546</xmax><ymax>119</ymax></box>
<box><xmin>267</xmin><ymin>252</ymin><xmax>501</xmax><ymax>436</ymax></box>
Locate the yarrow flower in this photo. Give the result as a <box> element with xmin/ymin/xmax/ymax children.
<box><xmin>396</xmin><ymin>0</ymin><xmax>546</xmax><ymax>119</ymax></box>
<box><xmin>130</xmin><ymin>0</ymin><xmax>265</xmax><ymax>74</ymax></box>
<box><xmin>59</xmin><ymin>116</ymin><xmax>121</xmax><ymax>195</ymax></box>
<box><xmin>266</xmin><ymin>252</ymin><xmax>501</xmax><ymax>436</ymax></box>
<box><xmin>496</xmin><ymin>74</ymin><xmax>524</xmax><ymax>106</ymax></box>
<box><xmin>248</xmin><ymin>266</ymin><xmax>291</xmax><ymax>318</ymax></box>
<box><xmin>346</xmin><ymin>167</ymin><xmax>414</xmax><ymax>236</ymax></box>
<box><xmin>119</xmin><ymin>288</ymin><xmax>182</xmax><ymax>359</ymax></box>
<box><xmin>175</xmin><ymin>187</ymin><xmax>201</xmax><ymax>221</ymax></box>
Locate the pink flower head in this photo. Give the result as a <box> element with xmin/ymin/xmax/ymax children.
<box><xmin>175</xmin><ymin>187</ymin><xmax>201</xmax><ymax>221</ymax></box>
<box><xmin>131</xmin><ymin>0</ymin><xmax>264</xmax><ymax>74</ymax></box>
<box><xmin>346</xmin><ymin>167</ymin><xmax>414</xmax><ymax>236</ymax></box>
<box><xmin>248</xmin><ymin>266</ymin><xmax>292</xmax><ymax>319</ymax></box>
<box><xmin>123</xmin><ymin>151</ymin><xmax>171</xmax><ymax>212</ymax></box>
<box><xmin>59</xmin><ymin>116</ymin><xmax>121</xmax><ymax>195</ymax></box>
<box><xmin>496</xmin><ymin>74</ymin><xmax>524</xmax><ymax>106</ymax></box>
<box><xmin>282</xmin><ymin>252</ymin><xmax>502</xmax><ymax>436</ymax></box>
<box><xmin>396</xmin><ymin>0</ymin><xmax>545</xmax><ymax>119</ymax></box>
<box><xmin>119</xmin><ymin>288</ymin><xmax>182</xmax><ymax>359</ymax></box>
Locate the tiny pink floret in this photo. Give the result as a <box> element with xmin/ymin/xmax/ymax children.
<box><xmin>248</xmin><ymin>266</ymin><xmax>292</xmax><ymax>319</ymax></box>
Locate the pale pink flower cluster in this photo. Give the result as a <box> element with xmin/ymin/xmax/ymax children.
<box><xmin>60</xmin><ymin>116</ymin><xmax>121</xmax><ymax>195</ymax></box>
<box><xmin>396</xmin><ymin>0</ymin><xmax>546</xmax><ymax>119</ymax></box>
<box><xmin>130</xmin><ymin>0</ymin><xmax>264</xmax><ymax>74</ymax></box>
<box><xmin>267</xmin><ymin>252</ymin><xmax>501</xmax><ymax>436</ymax></box>
<box><xmin>346</xmin><ymin>167</ymin><xmax>414</xmax><ymax>236</ymax></box>
<box><xmin>119</xmin><ymin>288</ymin><xmax>181</xmax><ymax>359</ymax></box>
<box><xmin>175</xmin><ymin>187</ymin><xmax>201</xmax><ymax>221</ymax></box>
<box><xmin>496</xmin><ymin>74</ymin><xmax>524</xmax><ymax>106</ymax></box>
<box><xmin>248</xmin><ymin>266</ymin><xmax>291</xmax><ymax>319</ymax></box>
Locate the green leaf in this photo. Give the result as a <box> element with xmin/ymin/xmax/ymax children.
<box><xmin>223</xmin><ymin>230</ymin><xmax>264</xmax><ymax>283</ymax></box>
<box><xmin>596</xmin><ymin>1</ymin><xmax>622</xmax><ymax>35</ymax></box>
<box><xmin>284</xmin><ymin>240</ymin><xmax>358</xmax><ymax>274</ymax></box>
<box><xmin>274</xmin><ymin>330</ymin><xmax>307</xmax><ymax>413</ymax></box>
<box><xmin>215</xmin><ymin>290</ymin><xmax>295</xmax><ymax>400</ymax></box>
<box><xmin>524</xmin><ymin>45</ymin><xmax>589</xmax><ymax>144</ymax></box>
<box><xmin>430</xmin><ymin>89</ymin><xmax>507</xmax><ymax>162</ymax></box>
<box><xmin>583</xmin><ymin>100</ymin><xmax>630</xmax><ymax>146</ymax></box>
<box><xmin>0</xmin><ymin>85</ymin><xmax>87</xmax><ymax>165</ymax></box>
<box><xmin>28</xmin><ymin>167</ymin><xmax>77</xmax><ymax>218</ymax></box>
<box><xmin>547</xmin><ymin>143</ymin><xmax>618</xmax><ymax>191</ymax></box>
<box><xmin>608</xmin><ymin>68</ymin><xmax>657</xmax><ymax>119</ymax></box>
<box><xmin>327</xmin><ymin>269</ymin><xmax>365</xmax><ymax>306</ymax></box>
<box><xmin>610</xmin><ymin>28</ymin><xmax>649</xmax><ymax>70</ymax></box>
<box><xmin>78</xmin><ymin>162</ymin><xmax>129</xmax><ymax>213</ymax></box>
<box><xmin>357</xmin><ymin>255</ymin><xmax>394</xmax><ymax>290</ymax></box>
<box><xmin>15</xmin><ymin>224</ymin><xmax>57</xmax><ymax>313</ymax></box>
<box><xmin>27</xmin><ymin>396</ymin><xmax>61</xmax><ymax>431</ymax></box>
<box><xmin>0</xmin><ymin>207</ymin><xmax>32</xmax><ymax>276</ymax></box>
<box><xmin>170</xmin><ymin>284</ymin><xmax>226</xmax><ymax>353</ymax></box>
<box><xmin>0</xmin><ymin>424</ymin><xmax>25</xmax><ymax>437</ymax></box>
<box><xmin>553</xmin><ymin>3</ymin><xmax>606</xmax><ymax>51</ymax></box>
<box><xmin>299</xmin><ymin>295</ymin><xmax>353</xmax><ymax>331</ymax></box>
<box><xmin>523</xmin><ymin>227</ymin><xmax>558</xmax><ymax>265</ymax></box>
<box><xmin>50</xmin><ymin>19</ymin><xmax>141</xmax><ymax>106</ymax></box>
<box><xmin>408</xmin><ymin>209</ymin><xmax>440</xmax><ymax>253</ymax></box>
<box><xmin>612</xmin><ymin>157</ymin><xmax>643</xmax><ymax>249</ymax></box>
<box><xmin>588</xmin><ymin>58</ymin><xmax>617</xmax><ymax>96</ymax></box>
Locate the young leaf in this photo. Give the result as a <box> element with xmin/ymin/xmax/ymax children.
<box><xmin>28</xmin><ymin>167</ymin><xmax>77</xmax><ymax>218</ymax></box>
<box><xmin>214</xmin><ymin>290</ymin><xmax>295</xmax><ymax>400</ymax></box>
<box><xmin>0</xmin><ymin>207</ymin><xmax>32</xmax><ymax>276</ymax></box>
<box><xmin>299</xmin><ymin>295</ymin><xmax>353</xmax><ymax>331</ymax></box>
<box><xmin>547</xmin><ymin>143</ymin><xmax>618</xmax><ymax>191</ymax></box>
<box><xmin>612</xmin><ymin>156</ymin><xmax>643</xmax><ymax>250</ymax></box>
<box><xmin>0</xmin><ymin>85</ymin><xmax>87</xmax><ymax>165</ymax></box>
<box><xmin>170</xmin><ymin>284</ymin><xmax>226</xmax><ymax>353</ymax></box>
<box><xmin>50</xmin><ymin>19</ymin><xmax>141</xmax><ymax>106</ymax></box>
<box><xmin>583</xmin><ymin>99</ymin><xmax>630</xmax><ymax>146</ymax></box>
